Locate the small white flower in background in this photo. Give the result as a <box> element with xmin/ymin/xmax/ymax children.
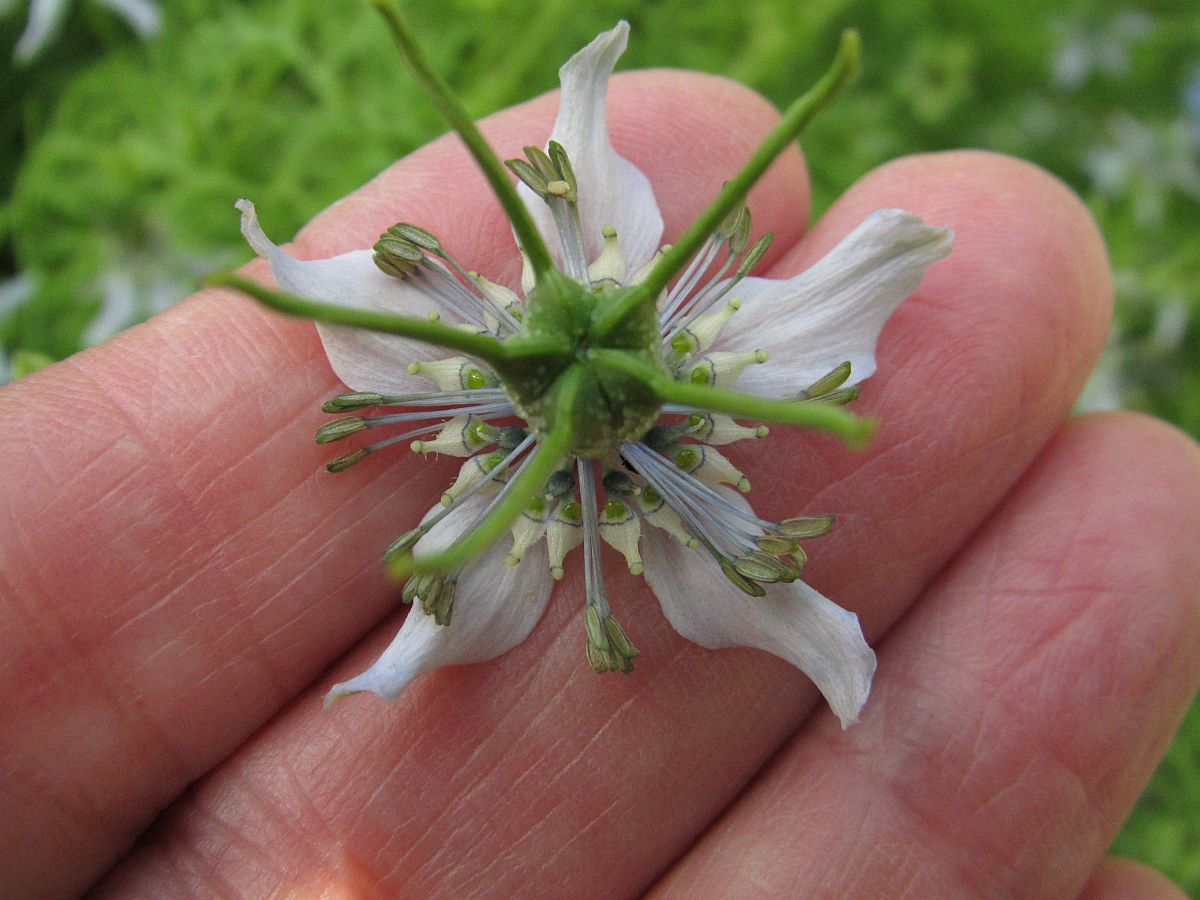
<box><xmin>1</xmin><ymin>0</ymin><xmax>160</xmax><ymax>62</ymax></box>
<box><xmin>235</xmin><ymin>22</ymin><xmax>951</xmax><ymax>727</ymax></box>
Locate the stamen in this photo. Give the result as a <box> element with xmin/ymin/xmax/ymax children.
<box><xmin>422</xmin><ymin>237</ymin><xmax>522</xmax><ymax>332</ymax></box>
<box><xmin>577</xmin><ymin>459</ymin><xmax>611</xmax><ymax>618</ymax></box>
<box><xmin>659</xmin><ymin>230</ymin><xmax>726</xmax><ymax>324</ymax></box>
<box><xmin>468</xmin><ymin>272</ymin><xmax>524</xmax><ymax>323</ymax></box>
<box><xmin>324</xmin><ymin>424</ymin><xmax>453</xmax><ymax>472</ymax></box>
<box><xmin>374</xmin><ymin>224</ymin><xmax>521</xmax><ymax>333</ymax></box>
<box><xmin>323</xmin><ymin>388</ymin><xmax>507</xmax><ymax>411</ymax></box>
<box><xmin>384</xmin><ymin>433</ymin><xmax>536</xmax><ymax>560</ymax></box>
<box><xmin>403</xmin><ymin>572</ymin><xmax>459</xmax><ymax>625</ymax></box>
<box><xmin>321</xmin><ymin>400</ymin><xmax>514</xmax><ymax>436</ymax></box>
<box><xmin>578</xmin><ymin>458</ymin><xmax>639</xmax><ymax>674</ymax></box>
<box><xmin>661</xmin><ymin>250</ymin><xmax>736</xmax><ymax>333</ymax></box>
<box><xmin>506</xmin><ymin>143</ymin><xmax>590</xmax><ymax>281</ymax></box>
<box><xmin>807</xmin><ymin>386</ymin><xmax>860</xmax><ymax>406</ymax></box>
<box><xmin>547</xmin><ymin>196</ymin><xmax>589</xmax><ymax>281</ymax></box>
<box><xmin>626</xmin><ymin>442</ymin><xmax>770</xmax><ymax>533</ymax></box>
<box><xmin>662</xmin><ymin>232</ymin><xmax>773</xmax><ymax>341</ymax></box>
<box><xmin>621</xmin><ymin>442</ymin><xmax>758</xmax><ymax>558</ymax></box>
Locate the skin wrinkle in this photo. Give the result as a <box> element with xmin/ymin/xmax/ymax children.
<box><xmin>429</xmin><ymin>652</ymin><xmax>582</xmax><ymax>860</ymax></box>
<box><xmin>345</xmin><ymin>645</ymin><xmax>571</xmax><ymax>883</ymax></box>
<box><xmin>7</xmin><ymin>58</ymin><xmax>1132</xmax><ymax>897</ymax></box>
<box><xmin>5</xmin><ymin>543</ymin><xmax>193</xmax><ymax>866</ymax></box>
<box><xmin>881</xmin><ymin>649</ymin><xmax>1108</xmax><ymax>889</ymax></box>
<box><xmin>178</xmin><ymin>446</ymin><xmax>440</xmax><ymax>697</ymax></box>
<box><xmin>654</xmin><ymin>418</ymin><xmax>1200</xmax><ymax>899</ymax></box>
<box><xmin>364</xmin><ymin>607</ymin><xmax>585</xmax><ymax>873</ymax></box>
<box><xmin>3</xmin><ymin>293</ymin><xmax>437</xmax><ymax>891</ymax></box>
<box><xmin>469</xmin><ymin>636</ymin><xmax>748</xmax><ymax>898</ymax></box>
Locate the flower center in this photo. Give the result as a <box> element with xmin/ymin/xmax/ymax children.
<box><xmin>497</xmin><ymin>268</ymin><xmax>667</xmax><ymax>458</ymax></box>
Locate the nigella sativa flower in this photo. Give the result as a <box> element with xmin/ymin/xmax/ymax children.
<box><xmin>1</xmin><ymin>0</ymin><xmax>160</xmax><ymax>62</ymax></box>
<box><xmin>225</xmin><ymin>14</ymin><xmax>951</xmax><ymax>728</ymax></box>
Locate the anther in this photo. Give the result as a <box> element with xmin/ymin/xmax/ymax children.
<box><xmin>736</xmin><ymin>232</ymin><xmax>773</xmax><ymax>277</ymax></box>
<box><xmin>729</xmin><ymin>205</ymin><xmax>751</xmax><ymax>255</ymax></box>
<box><xmin>807</xmin><ymin>386</ymin><xmax>860</xmax><ymax>406</ymax></box>
<box><xmin>800</xmin><ymin>361</ymin><xmax>852</xmax><ymax>398</ymax></box>
<box><xmin>384</xmin><ymin>526</ymin><xmax>429</xmax><ymax>561</ymax></box>
<box><xmin>326</xmin><ymin>449</ymin><xmax>368</xmax><ymax>473</ymax></box>
<box><xmin>372</xmin><ymin>234</ymin><xmax>424</xmax><ymax>278</ymax></box>
<box><xmin>777</xmin><ymin>515</ymin><xmax>836</xmax><ymax>538</ymax></box>
<box><xmin>386</xmin><ymin>223</ymin><xmax>441</xmax><ymax>253</ymax></box>
<box><xmin>316</xmin><ymin>417</ymin><xmax>368</xmax><ymax>444</ymax></box>
<box><xmin>584</xmin><ymin>606</ymin><xmax>639</xmax><ymax>674</ymax></box>
<box><xmin>420</xmin><ymin>574</ymin><xmax>458</xmax><ymax>626</ymax></box>
<box><xmin>322</xmin><ymin>392</ymin><xmax>386</xmax><ymax>412</ymax></box>
<box><xmin>719</xmin><ymin>557</ymin><xmax>767</xmax><ymax>597</ymax></box>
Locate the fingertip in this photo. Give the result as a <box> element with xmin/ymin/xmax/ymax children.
<box><xmin>761</xmin><ymin>150</ymin><xmax>1114</xmax><ymax>472</ymax></box>
<box><xmin>1077</xmin><ymin>856</ymin><xmax>1188</xmax><ymax>900</ymax></box>
<box><xmin>1072</xmin><ymin>408</ymin><xmax>1200</xmax><ymax>477</ymax></box>
<box><xmin>821</xmin><ymin>151</ymin><xmax>1112</xmax><ymax>367</ymax></box>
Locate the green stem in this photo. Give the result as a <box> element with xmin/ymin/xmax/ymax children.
<box><xmin>593</xmin><ymin>29</ymin><xmax>861</xmax><ymax>342</ymax></box>
<box><xmin>369</xmin><ymin>0</ymin><xmax>555</xmax><ymax>280</ymax></box>
<box><xmin>210</xmin><ymin>273</ymin><xmax>510</xmax><ymax>365</ymax></box>
<box><xmin>591</xmin><ymin>349</ymin><xmax>875</xmax><ymax>447</ymax></box>
<box><xmin>390</xmin><ymin>367</ymin><xmax>584</xmax><ymax>577</ymax></box>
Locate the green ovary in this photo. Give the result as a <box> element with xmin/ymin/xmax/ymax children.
<box><xmin>499</xmin><ymin>277</ymin><xmax>666</xmax><ymax>458</ymax></box>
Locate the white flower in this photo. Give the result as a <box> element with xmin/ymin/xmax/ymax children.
<box><xmin>236</xmin><ymin>22</ymin><xmax>952</xmax><ymax>728</ymax></box>
<box><xmin>1</xmin><ymin>0</ymin><xmax>160</xmax><ymax>62</ymax></box>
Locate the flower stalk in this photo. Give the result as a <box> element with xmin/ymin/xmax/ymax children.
<box><xmin>368</xmin><ymin>0</ymin><xmax>555</xmax><ymax>280</ymax></box>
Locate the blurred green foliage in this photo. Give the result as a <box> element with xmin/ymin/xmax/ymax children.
<box><xmin>1</xmin><ymin>0</ymin><xmax>1198</xmax><ymax>889</ymax></box>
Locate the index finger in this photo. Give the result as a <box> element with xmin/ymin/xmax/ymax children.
<box><xmin>0</xmin><ymin>69</ymin><xmax>809</xmax><ymax>898</ymax></box>
<box><xmin>92</xmin><ymin>150</ymin><xmax>1111</xmax><ymax>897</ymax></box>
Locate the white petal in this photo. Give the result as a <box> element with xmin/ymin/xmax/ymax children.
<box><xmin>641</xmin><ymin>493</ymin><xmax>875</xmax><ymax>728</ymax></box>
<box><xmin>237</xmin><ymin>199</ymin><xmax>440</xmax><ymax>394</ymax></box>
<box><xmin>326</xmin><ymin>495</ymin><xmax>554</xmax><ymax>704</ymax></box>
<box><xmin>94</xmin><ymin>0</ymin><xmax>161</xmax><ymax>36</ymax></box>
<box><xmin>715</xmin><ymin>210</ymin><xmax>953</xmax><ymax>397</ymax></box>
<box><xmin>13</xmin><ymin>0</ymin><xmax>67</xmax><ymax>61</ymax></box>
<box><xmin>520</xmin><ymin>23</ymin><xmax>664</xmax><ymax>274</ymax></box>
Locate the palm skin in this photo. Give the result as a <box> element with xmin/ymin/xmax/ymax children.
<box><xmin>0</xmin><ymin>69</ymin><xmax>1197</xmax><ymax>899</ymax></box>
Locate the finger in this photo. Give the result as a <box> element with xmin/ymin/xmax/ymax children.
<box><xmin>0</xmin><ymin>70</ymin><xmax>808</xmax><ymax>899</ymax></box>
<box><xmin>1078</xmin><ymin>857</ymin><xmax>1188</xmax><ymax>900</ymax></box>
<box><xmin>91</xmin><ymin>152</ymin><xmax>1111</xmax><ymax>898</ymax></box>
<box><xmin>650</xmin><ymin>413</ymin><xmax>1200</xmax><ymax>899</ymax></box>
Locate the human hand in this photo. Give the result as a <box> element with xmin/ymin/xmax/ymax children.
<box><xmin>1</xmin><ymin>67</ymin><xmax>1197</xmax><ymax>899</ymax></box>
